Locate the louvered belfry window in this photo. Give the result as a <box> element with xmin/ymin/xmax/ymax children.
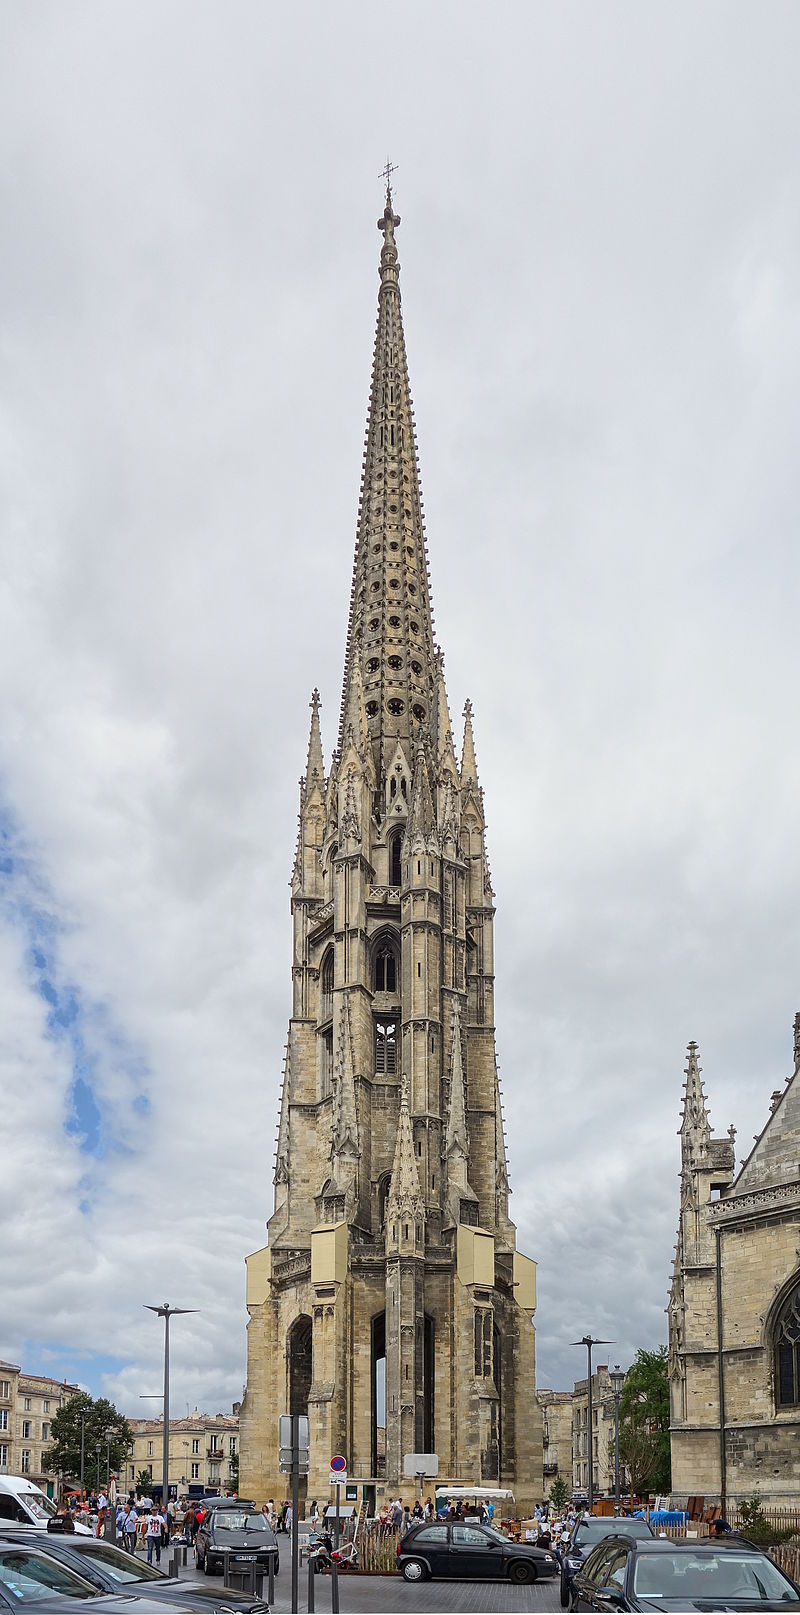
<box><xmin>776</xmin><ymin>1285</ymin><xmax>800</xmax><ymax>1407</ymax></box>
<box><xmin>375</xmin><ymin>1021</ymin><xmax>397</xmax><ymax>1074</ymax></box>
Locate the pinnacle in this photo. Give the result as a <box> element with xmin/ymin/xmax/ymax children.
<box><xmin>445</xmin><ymin>999</ymin><xmax>468</xmax><ymax>1160</ymax></box>
<box><xmin>387</xmin><ymin>1078</ymin><xmax>424</xmax><ymax>1217</ymax></box>
<box><xmin>461</xmin><ymin>699</ymin><xmax>480</xmax><ymax>787</ymax></box>
<box><xmin>680</xmin><ymin>1039</ymin><xmax>711</xmax><ymax>1142</ymax></box>
<box><xmin>304</xmin><ymin>687</ymin><xmax>325</xmax><ymax>788</ymax></box>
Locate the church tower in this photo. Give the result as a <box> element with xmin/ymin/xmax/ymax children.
<box><xmin>240</xmin><ymin>187</ymin><xmax>540</xmax><ymax>1511</ymax></box>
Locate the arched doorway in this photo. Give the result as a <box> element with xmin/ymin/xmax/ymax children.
<box><xmin>288</xmin><ymin>1315</ymin><xmax>313</xmax><ymax>1417</ymax></box>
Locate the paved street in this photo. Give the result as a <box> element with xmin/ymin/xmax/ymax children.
<box><xmin>169</xmin><ymin>1552</ymin><xmax>560</xmax><ymax>1614</ymax></box>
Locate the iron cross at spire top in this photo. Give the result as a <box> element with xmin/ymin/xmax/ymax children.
<box><xmin>379</xmin><ymin>157</ymin><xmax>398</xmax><ymax>208</ymax></box>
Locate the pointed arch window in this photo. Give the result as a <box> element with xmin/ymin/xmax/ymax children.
<box><xmin>389</xmin><ymin>832</ymin><xmax>402</xmax><ymax>887</ymax></box>
<box><xmin>375</xmin><ymin>1021</ymin><xmax>397</xmax><ymax>1075</ymax></box>
<box><xmin>319</xmin><ymin>949</ymin><xmax>334</xmax><ymax>1023</ymax></box>
<box><xmin>374</xmin><ymin>945</ymin><xmax>397</xmax><ymax>994</ymax></box>
<box><xmin>775</xmin><ymin>1281</ymin><xmax>800</xmax><ymax>1407</ymax></box>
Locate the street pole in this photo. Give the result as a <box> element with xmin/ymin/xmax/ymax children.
<box><xmin>80</xmin><ymin>1413</ymin><xmax>85</xmax><ymax>1498</ymax></box>
<box><xmin>95</xmin><ymin>1444</ymin><xmax>102</xmax><ymax>1493</ymax></box>
<box><xmin>145</xmin><ymin>1303</ymin><xmax>197</xmax><ymax>1511</ymax></box>
<box><xmin>610</xmin><ymin>1366</ymin><xmax>625</xmax><ymax>1516</ymax></box>
<box><xmin>572</xmin><ymin>1335</ymin><xmax>612</xmax><ymax>1514</ymax></box>
<box><xmin>290</xmin><ymin>1414</ymin><xmax>299</xmax><ymax>1615</ymax></box>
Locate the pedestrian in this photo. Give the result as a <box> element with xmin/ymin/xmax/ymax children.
<box><xmin>166</xmin><ymin>1499</ymin><xmax>176</xmax><ymax>1540</ymax></box>
<box><xmin>285</xmin><ymin>1501</ymin><xmax>293</xmax><ymax>1536</ymax></box>
<box><xmin>309</xmin><ymin>1499</ymin><xmax>319</xmax><ymax>1529</ymax></box>
<box><xmin>423</xmin><ymin>1496</ymin><xmax>433</xmax><ymax>1521</ymax></box>
<box><xmin>122</xmin><ymin>1503</ymin><xmax>138</xmax><ymax>1555</ymax></box>
<box><xmin>146</xmin><ymin>1505</ymin><xmax>165</xmax><ymax>1566</ymax></box>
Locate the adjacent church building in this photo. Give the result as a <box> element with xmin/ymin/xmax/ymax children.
<box><xmin>669</xmin><ymin>1022</ymin><xmax>800</xmax><ymax>1506</ymax></box>
<box><xmin>239</xmin><ymin>190</ymin><xmax>540</xmax><ymax>1510</ymax></box>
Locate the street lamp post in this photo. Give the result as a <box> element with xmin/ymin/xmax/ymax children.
<box><xmin>79</xmin><ymin>1411</ymin><xmax>86</xmax><ymax>1498</ymax></box>
<box><xmin>145</xmin><ymin>1304</ymin><xmax>196</xmax><ymax>1510</ymax></box>
<box><xmin>95</xmin><ymin>1443</ymin><xmax>102</xmax><ymax>1493</ymax></box>
<box><xmin>572</xmin><ymin>1336</ymin><xmax>612</xmax><ymax>1514</ymax></box>
<box><xmin>610</xmin><ymin>1366</ymin><xmax>626</xmax><ymax>1515</ymax></box>
<box><xmin>105</xmin><ymin>1429</ymin><xmax>113</xmax><ymax>1490</ymax></box>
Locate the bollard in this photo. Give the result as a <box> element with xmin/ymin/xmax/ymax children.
<box><xmin>254</xmin><ymin>1567</ymin><xmax>264</xmax><ymax>1600</ymax></box>
<box><xmin>169</xmin><ymin>1553</ymin><xmax>179</xmax><ymax>1579</ymax></box>
<box><xmin>306</xmin><ymin>1551</ymin><xmax>315</xmax><ymax>1614</ymax></box>
<box><xmin>180</xmin><ymin>1545</ymin><xmax>187</xmax><ymax>1567</ymax></box>
<box><xmin>330</xmin><ymin>1558</ymin><xmax>339</xmax><ymax>1615</ymax></box>
<box><xmin>268</xmin><ymin>1553</ymin><xmax>275</xmax><ymax>1605</ymax></box>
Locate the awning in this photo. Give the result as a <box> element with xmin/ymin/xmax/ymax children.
<box><xmin>435</xmin><ymin>1487</ymin><xmax>515</xmax><ymax>1501</ymax></box>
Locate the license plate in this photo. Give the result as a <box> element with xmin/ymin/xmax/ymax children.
<box><xmin>234</xmin><ymin>1554</ymin><xmax>255</xmax><ymax>1561</ymax></box>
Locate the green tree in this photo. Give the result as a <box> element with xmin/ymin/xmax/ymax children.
<box><xmin>42</xmin><ymin>1392</ymin><xmax>132</xmax><ymax>1488</ymax></box>
<box><xmin>549</xmin><ymin>1475</ymin><xmax>569</xmax><ymax>1514</ymax></box>
<box><xmin>135</xmin><ymin>1469</ymin><xmax>154</xmax><ymax>1495</ymax></box>
<box><xmin>618</xmin><ymin>1346</ymin><xmax>671</xmax><ymax>1495</ymax></box>
<box><xmin>227</xmin><ymin>1452</ymin><xmax>240</xmax><ymax>1494</ymax></box>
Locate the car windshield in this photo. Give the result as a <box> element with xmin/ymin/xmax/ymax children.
<box><xmin>0</xmin><ymin>1550</ymin><xmax>97</xmax><ymax>1602</ymax></box>
<box><xmin>632</xmin><ymin>1550</ymin><xmax>799</xmax><ymax>1604</ymax></box>
<box><xmin>575</xmin><ymin>1518</ymin><xmax>652</xmax><ymax>1547</ymax></box>
<box><xmin>483</xmin><ymin>1526</ymin><xmax>512</xmax><ymax>1545</ymax></box>
<box><xmin>68</xmin><ymin>1542</ymin><xmax>165</xmax><ymax>1584</ymax></box>
<box><xmin>20</xmin><ymin>1498</ymin><xmax>57</xmax><ymax>1524</ymax></box>
<box><xmin>214</xmin><ymin>1512</ymin><xmax>269</xmax><ymax>1533</ymax></box>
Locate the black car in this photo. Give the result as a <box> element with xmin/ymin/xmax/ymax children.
<box><xmin>560</xmin><ymin>1517</ymin><xmax>653</xmax><ymax>1607</ymax></box>
<box><xmin>194</xmin><ymin>1509</ymin><xmax>278</xmax><ymax>1578</ymax></box>
<box><xmin>0</xmin><ymin>1541</ymin><xmax>207</xmax><ymax>1615</ymax></box>
<box><xmin>570</xmin><ymin>1534</ymin><xmax>800</xmax><ymax>1611</ymax></box>
<box><xmin>0</xmin><ymin>1531</ymin><xmax>268</xmax><ymax>1613</ymax></box>
<box><xmin>397</xmin><ymin>1520</ymin><xmax>557</xmax><ymax>1584</ymax></box>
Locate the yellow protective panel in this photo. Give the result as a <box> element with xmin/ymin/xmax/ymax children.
<box><xmin>456</xmin><ymin>1225</ymin><xmax>495</xmax><ymax>1287</ymax></box>
<box><xmin>513</xmin><ymin>1251</ymin><xmax>537</xmax><ymax>1312</ymax></box>
<box><xmin>245</xmin><ymin>1245</ymin><xmax>272</xmax><ymax>1307</ymax></box>
<box><xmin>311</xmin><ymin>1222</ymin><xmax>348</xmax><ymax>1284</ymax></box>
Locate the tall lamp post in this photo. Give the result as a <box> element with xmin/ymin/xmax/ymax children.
<box><xmin>79</xmin><ymin>1409</ymin><xmax>86</xmax><ymax>1498</ymax></box>
<box><xmin>145</xmin><ymin>1304</ymin><xmax>196</xmax><ymax>1510</ymax></box>
<box><xmin>572</xmin><ymin>1336</ymin><xmax>612</xmax><ymax>1513</ymax></box>
<box><xmin>95</xmin><ymin>1443</ymin><xmax>102</xmax><ymax>1493</ymax></box>
<box><xmin>610</xmin><ymin>1366</ymin><xmax>626</xmax><ymax>1515</ymax></box>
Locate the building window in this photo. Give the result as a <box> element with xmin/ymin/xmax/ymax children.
<box><xmin>0</xmin><ymin>1446</ymin><xmax>8</xmax><ymax>1468</ymax></box>
<box><xmin>147</xmin><ymin>1441</ymin><xmax>153</xmax><ymax>1457</ymax></box>
<box><xmin>320</xmin><ymin>1028</ymin><xmax>333</xmax><ymax>1099</ymax></box>
<box><xmin>0</xmin><ymin>1383</ymin><xmax>9</xmax><ymax>1401</ymax></box>
<box><xmin>319</xmin><ymin>950</ymin><xmax>334</xmax><ymax>1022</ymax></box>
<box><xmin>191</xmin><ymin>1463</ymin><xmax>199</xmax><ymax>1479</ymax></box>
<box><xmin>474</xmin><ymin>1308</ymin><xmax>492</xmax><ymax>1378</ymax></box>
<box><xmin>24</xmin><ymin>1399</ymin><xmax>31</xmax><ymax>1413</ymax></box>
<box><xmin>229</xmin><ymin>1438</ymin><xmax>236</xmax><ymax>1455</ymax></box>
<box><xmin>375</xmin><ymin>1021</ymin><xmax>397</xmax><ymax>1075</ymax></box>
<box><xmin>210</xmin><ymin>1437</ymin><xmax>219</xmax><ymax>1453</ymax></box>
<box><xmin>374</xmin><ymin>945</ymin><xmax>397</xmax><ymax>994</ymax></box>
<box><xmin>389</xmin><ymin>832</ymin><xmax>402</xmax><ymax>887</ymax></box>
<box><xmin>775</xmin><ymin>1282</ymin><xmax>800</xmax><ymax>1407</ymax></box>
<box><xmin>41</xmin><ymin>1424</ymin><xmax>49</xmax><ymax>1442</ymax></box>
<box><xmin>21</xmin><ymin>1451</ymin><xmax>31</xmax><ymax>1474</ymax></box>
<box><xmin>22</xmin><ymin>1422</ymin><xmax>31</xmax><ymax>1440</ymax></box>
<box><xmin>0</xmin><ymin>1412</ymin><xmax>8</xmax><ymax>1433</ymax></box>
<box><xmin>42</xmin><ymin>1401</ymin><xmax>49</xmax><ymax>1414</ymax></box>
<box><xmin>192</xmin><ymin>1439</ymin><xmax>199</xmax><ymax>1455</ymax></box>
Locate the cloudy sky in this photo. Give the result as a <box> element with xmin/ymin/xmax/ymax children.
<box><xmin>2</xmin><ymin>1</ymin><xmax>799</xmax><ymax>1424</ymax></box>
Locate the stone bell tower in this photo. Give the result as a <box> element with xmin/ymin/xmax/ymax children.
<box><xmin>240</xmin><ymin>184</ymin><xmax>541</xmax><ymax>1511</ymax></box>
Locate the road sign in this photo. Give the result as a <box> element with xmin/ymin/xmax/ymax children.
<box><xmin>280</xmin><ymin>1414</ymin><xmax>309</xmax><ymax>1451</ymax></box>
<box><xmin>329</xmin><ymin>1468</ymin><xmax>347</xmax><ymax>1486</ymax></box>
<box><xmin>330</xmin><ymin>1454</ymin><xmax>347</xmax><ymax>1474</ymax></box>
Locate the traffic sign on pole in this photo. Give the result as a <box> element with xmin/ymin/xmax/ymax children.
<box><xmin>330</xmin><ymin>1454</ymin><xmax>347</xmax><ymax>1474</ymax></box>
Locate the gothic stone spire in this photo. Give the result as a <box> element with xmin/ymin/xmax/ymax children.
<box><xmin>387</xmin><ymin>1078</ymin><xmax>424</xmax><ymax>1221</ymax></box>
<box><xmin>679</xmin><ymin>1040</ymin><xmax>711</xmax><ymax>1163</ymax></box>
<box><xmin>338</xmin><ymin>196</ymin><xmax>438</xmax><ymax>773</ymax></box>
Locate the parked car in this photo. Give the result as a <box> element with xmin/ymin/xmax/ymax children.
<box><xmin>397</xmin><ymin>1520</ymin><xmax>557</xmax><ymax>1584</ymax></box>
<box><xmin>560</xmin><ymin>1515</ymin><xmax>653</xmax><ymax>1607</ymax></box>
<box><xmin>0</xmin><ymin>1531</ymin><xmax>269</xmax><ymax>1613</ymax></box>
<box><xmin>194</xmin><ymin>1509</ymin><xmax>278</xmax><ymax>1578</ymax></box>
<box><xmin>570</xmin><ymin>1534</ymin><xmax>800</xmax><ymax>1609</ymax></box>
<box><xmin>0</xmin><ymin>1541</ymin><xmax>248</xmax><ymax>1615</ymax></box>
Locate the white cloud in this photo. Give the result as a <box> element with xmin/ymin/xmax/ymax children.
<box><xmin>1</xmin><ymin>0</ymin><xmax>799</xmax><ymax>1409</ymax></box>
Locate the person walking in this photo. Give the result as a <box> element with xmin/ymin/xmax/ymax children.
<box><xmin>121</xmin><ymin>1504</ymin><xmax>138</xmax><ymax>1556</ymax></box>
<box><xmin>146</xmin><ymin>1506</ymin><xmax>165</xmax><ymax>1566</ymax></box>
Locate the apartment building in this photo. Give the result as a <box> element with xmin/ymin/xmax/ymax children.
<box><xmin>0</xmin><ymin>1361</ymin><xmax>81</xmax><ymax>1495</ymax></box>
<box><xmin>571</xmin><ymin>1364</ymin><xmax>616</xmax><ymax>1497</ymax></box>
<box><xmin>124</xmin><ymin>1407</ymin><xmax>240</xmax><ymax>1498</ymax></box>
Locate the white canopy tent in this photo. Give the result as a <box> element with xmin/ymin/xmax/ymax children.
<box><xmin>434</xmin><ymin>1487</ymin><xmax>515</xmax><ymax>1501</ymax></box>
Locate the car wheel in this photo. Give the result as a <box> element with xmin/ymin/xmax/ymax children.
<box><xmin>401</xmin><ymin>1558</ymin><xmax>429</xmax><ymax>1583</ymax></box>
<box><xmin>509</xmin><ymin>1561</ymin><xmax>535</xmax><ymax>1585</ymax></box>
<box><xmin>203</xmin><ymin>1552</ymin><xmax>213</xmax><ymax>1575</ymax></box>
<box><xmin>560</xmin><ymin>1572</ymin><xmax>571</xmax><ymax>1608</ymax></box>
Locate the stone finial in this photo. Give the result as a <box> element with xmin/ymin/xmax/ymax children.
<box><xmin>460</xmin><ymin>699</ymin><xmax>479</xmax><ymax>787</ymax></box>
<box><xmin>304</xmin><ymin>688</ymin><xmax>325</xmax><ymax>788</ymax></box>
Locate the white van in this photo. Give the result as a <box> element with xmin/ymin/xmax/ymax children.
<box><xmin>0</xmin><ymin>1476</ymin><xmax>92</xmax><ymax>1534</ymax></box>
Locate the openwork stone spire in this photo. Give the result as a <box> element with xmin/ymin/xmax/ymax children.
<box><xmin>338</xmin><ymin>191</ymin><xmax>437</xmax><ymax>770</ymax></box>
<box><xmin>680</xmin><ymin>1040</ymin><xmax>711</xmax><ymax>1160</ymax></box>
<box><xmin>304</xmin><ymin>688</ymin><xmax>325</xmax><ymax>789</ymax></box>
